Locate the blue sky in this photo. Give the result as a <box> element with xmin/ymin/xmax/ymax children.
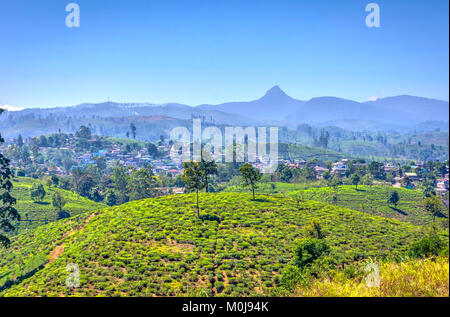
<box><xmin>0</xmin><ymin>0</ymin><xmax>448</xmax><ymax>109</ymax></box>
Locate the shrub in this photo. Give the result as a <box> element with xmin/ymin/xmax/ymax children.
<box><xmin>294</xmin><ymin>238</ymin><xmax>330</xmax><ymax>271</ymax></box>
<box><xmin>280</xmin><ymin>265</ymin><xmax>303</xmax><ymax>291</ymax></box>
<box><xmin>410</xmin><ymin>231</ymin><xmax>446</xmax><ymax>258</ymax></box>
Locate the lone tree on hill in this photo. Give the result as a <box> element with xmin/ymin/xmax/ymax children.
<box><xmin>387</xmin><ymin>191</ymin><xmax>400</xmax><ymax>208</ymax></box>
<box><xmin>182</xmin><ymin>161</ymin><xmax>206</xmax><ymax>216</ymax></box>
<box><xmin>350</xmin><ymin>173</ymin><xmax>361</xmax><ymax>190</ymax></box>
<box><xmin>239</xmin><ymin>163</ymin><xmax>262</xmax><ymax>200</ymax></box>
<box><xmin>0</xmin><ymin>109</ymin><xmax>20</xmax><ymax>247</ymax></box>
<box><xmin>329</xmin><ymin>174</ymin><xmax>342</xmax><ymax>191</ymax></box>
<box><xmin>52</xmin><ymin>191</ymin><xmax>66</xmax><ymax>215</ymax></box>
<box><xmin>199</xmin><ymin>157</ymin><xmax>218</xmax><ymax>193</ymax></box>
<box><xmin>424</xmin><ymin>195</ymin><xmax>444</xmax><ymax>223</ymax></box>
<box><xmin>31</xmin><ymin>183</ymin><xmax>46</xmax><ymax>202</ymax></box>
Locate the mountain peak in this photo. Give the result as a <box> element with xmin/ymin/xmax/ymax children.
<box><xmin>263</xmin><ymin>85</ymin><xmax>288</xmax><ymax>98</ymax></box>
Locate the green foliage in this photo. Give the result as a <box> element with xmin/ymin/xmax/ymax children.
<box><xmin>147</xmin><ymin>143</ymin><xmax>158</xmax><ymax>157</ymax></box>
<box><xmin>387</xmin><ymin>191</ymin><xmax>400</xmax><ymax>207</ymax></box>
<box><xmin>409</xmin><ymin>226</ymin><xmax>446</xmax><ymax>258</ymax></box>
<box><xmin>0</xmin><ymin>129</ymin><xmax>20</xmax><ymax>247</ymax></box>
<box><xmin>30</xmin><ymin>184</ymin><xmax>46</xmax><ymax>202</ymax></box>
<box><xmin>329</xmin><ymin>175</ymin><xmax>342</xmax><ymax>191</ymax></box>
<box><xmin>52</xmin><ymin>191</ymin><xmax>66</xmax><ymax>214</ymax></box>
<box><xmin>105</xmin><ymin>190</ymin><xmax>118</xmax><ymax>207</ymax></box>
<box><xmin>0</xmin><ymin>192</ymin><xmax>434</xmax><ymax>296</ymax></box>
<box><xmin>9</xmin><ymin>177</ymin><xmax>105</xmax><ymax>232</ymax></box>
<box><xmin>76</xmin><ymin>174</ymin><xmax>96</xmax><ymax>199</ymax></box>
<box><xmin>75</xmin><ymin>125</ymin><xmax>91</xmax><ymax>140</ymax></box>
<box><xmin>127</xmin><ymin>166</ymin><xmax>160</xmax><ymax>201</ymax></box>
<box><xmin>303</xmin><ymin>220</ymin><xmax>325</xmax><ymax>239</ymax></box>
<box><xmin>280</xmin><ymin>265</ymin><xmax>303</xmax><ymax>291</ymax></box>
<box><xmin>424</xmin><ymin>195</ymin><xmax>445</xmax><ymax>222</ymax></box>
<box><xmin>361</xmin><ymin>173</ymin><xmax>374</xmax><ymax>186</ymax></box>
<box><xmin>112</xmin><ymin>164</ymin><xmax>130</xmax><ymax>204</ymax></box>
<box><xmin>350</xmin><ymin>173</ymin><xmax>360</xmax><ymax>190</ymax></box>
<box><xmin>199</xmin><ymin>158</ymin><xmax>218</xmax><ymax>193</ymax></box>
<box><xmin>182</xmin><ymin>161</ymin><xmax>206</xmax><ymax>214</ymax></box>
<box><xmin>293</xmin><ymin>238</ymin><xmax>330</xmax><ymax>271</ymax></box>
<box><xmin>299</xmin><ymin>185</ymin><xmax>441</xmax><ymax>226</ymax></box>
<box><xmin>239</xmin><ymin>163</ymin><xmax>261</xmax><ymax>200</ymax></box>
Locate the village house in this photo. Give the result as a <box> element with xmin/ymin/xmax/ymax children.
<box><xmin>435</xmin><ymin>178</ymin><xmax>449</xmax><ymax>195</ymax></box>
<box><xmin>404</xmin><ymin>172</ymin><xmax>420</xmax><ymax>182</ymax></box>
<box><xmin>384</xmin><ymin>163</ymin><xmax>399</xmax><ymax>173</ymax></box>
<box><xmin>314</xmin><ymin>166</ymin><xmax>329</xmax><ymax>179</ymax></box>
<box><xmin>331</xmin><ymin>159</ymin><xmax>348</xmax><ymax>176</ymax></box>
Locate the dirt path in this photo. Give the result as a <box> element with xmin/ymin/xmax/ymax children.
<box><xmin>46</xmin><ymin>213</ymin><xmax>96</xmax><ymax>265</ymax></box>
<box><xmin>48</xmin><ymin>244</ymin><xmax>65</xmax><ymax>263</ymax></box>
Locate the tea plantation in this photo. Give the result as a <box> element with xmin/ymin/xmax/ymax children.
<box><xmin>227</xmin><ymin>184</ymin><xmax>445</xmax><ymax>226</ymax></box>
<box><xmin>299</xmin><ymin>185</ymin><xmax>447</xmax><ymax>226</ymax></box>
<box><xmin>10</xmin><ymin>177</ymin><xmax>106</xmax><ymax>232</ymax></box>
<box><xmin>1</xmin><ymin>192</ymin><xmax>441</xmax><ymax>297</ymax></box>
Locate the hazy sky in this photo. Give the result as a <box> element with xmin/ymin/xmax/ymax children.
<box><xmin>0</xmin><ymin>0</ymin><xmax>448</xmax><ymax>109</ymax></box>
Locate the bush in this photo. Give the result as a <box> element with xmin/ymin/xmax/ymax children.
<box><xmin>280</xmin><ymin>265</ymin><xmax>303</xmax><ymax>291</ymax></box>
<box><xmin>410</xmin><ymin>231</ymin><xmax>445</xmax><ymax>258</ymax></box>
<box><xmin>294</xmin><ymin>238</ymin><xmax>330</xmax><ymax>271</ymax></box>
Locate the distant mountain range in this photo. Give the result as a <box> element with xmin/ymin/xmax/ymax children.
<box><xmin>197</xmin><ymin>86</ymin><xmax>449</xmax><ymax>129</ymax></box>
<box><xmin>1</xmin><ymin>86</ymin><xmax>448</xmax><ymax>136</ymax></box>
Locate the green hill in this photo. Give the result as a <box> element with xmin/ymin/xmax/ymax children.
<box><xmin>224</xmin><ymin>181</ymin><xmax>319</xmax><ymax>195</ymax></box>
<box><xmin>10</xmin><ymin>177</ymin><xmax>106</xmax><ymax>232</ymax></box>
<box><xmin>299</xmin><ymin>185</ymin><xmax>448</xmax><ymax>226</ymax></box>
<box><xmin>0</xmin><ymin>192</ymin><xmax>437</xmax><ymax>297</ymax></box>
<box><xmin>226</xmin><ymin>184</ymin><xmax>446</xmax><ymax>226</ymax></box>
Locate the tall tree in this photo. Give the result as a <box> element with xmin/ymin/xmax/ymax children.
<box><xmin>30</xmin><ymin>183</ymin><xmax>46</xmax><ymax>202</ymax></box>
<box><xmin>127</xmin><ymin>166</ymin><xmax>160</xmax><ymax>201</ymax></box>
<box><xmin>130</xmin><ymin>123</ymin><xmax>137</xmax><ymax>139</ymax></box>
<box><xmin>105</xmin><ymin>190</ymin><xmax>117</xmax><ymax>206</ymax></box>
<box><xmin>147</xmin><ymin>143</ymin><xmax>158</xmax><ymax>157</ymax></box>
<box><xmin>112</xmin><ymin>163</ymin><xmax>129</xmax><ymax>204</ymax></box>
<box><xmin>350</xmin><ymin>173</ymin><xmax>361</xmax><ymax>190</ymax></box>
<box><xmin>424</xmin><ymin>195</ymin><xmax>444</xmax><ymax>223</ymax></box>
<box><xmin>182</xmin><ymin>161</ymin><xmax>205</xmax><ymax>216</ymax></box>
<box><xmin>387</xmin><ymin>191</ymin><xmax>400</xmax><ymax>208</ymax></box>
<box><xmin>199</xmin><ymin>158</ymin><xmax>218</xmax><ymax>193</ymax></box>
<box><xmin>17</xmin><ymin>134</ymin><xmax>24</xmax><ymax>147</ymax></box>
<box><xmin>52</xmin><ymin>191</ymin><xmax>66</xmax><ymax>214</ymax></box>
<box><xmin>0</xmin><ymin>109</ymin><xmax>20</xmax><ymax>247</ymax></box>
<box><xmin>76</xmin><ymin>174</ymin><xmax>96</xmax><ymax>198</ymax></box>
<box><xmin>75</xmin><ymin>125</ymin><xmax>92</xmax><ymax>139</ymax></box>
<box><xmin>239</xmin><ymin>163</ymin><xmax>261</xmax><ymax>200</ymax></box>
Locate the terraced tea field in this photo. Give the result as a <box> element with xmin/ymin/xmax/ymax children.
<box><xmin>1</xmin><ymin>192</ymin><xmax>441</xmax><ymax>297</ymax></box>
<box><xmin>299</xmin><ymin>185</ymin><xmax>447</xmax><ymax>226</ymax></box>
<box><xmin>227</xmin><ymin>184</ymin><xmax>445</xmax><ymax>226</ymax></box>
<box><xmin>10</xmin><ymin>177</ymin><xmax>106</xmax><ymax>232</ymax></box>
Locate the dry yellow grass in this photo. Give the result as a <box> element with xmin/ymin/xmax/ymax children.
<box><xmin>294</xmin><ymin>256</ymin><xmax>449</xmax><ymax>297</ymax></box>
